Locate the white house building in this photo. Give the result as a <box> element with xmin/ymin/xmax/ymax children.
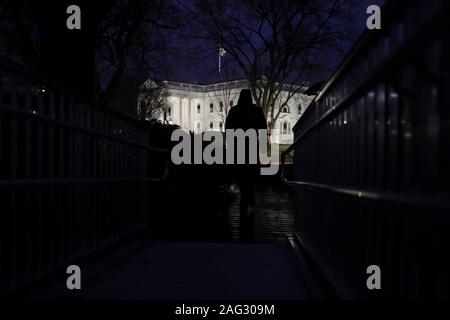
<box><xmin>154</xmin><ymin>79</ymin><xmax>313</xmax><ymax>145</ymax></box>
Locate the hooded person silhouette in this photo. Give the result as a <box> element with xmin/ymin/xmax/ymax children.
<box><xmin>225</xmin><ymin>89</ymin><xmax>267</xmax><ymax>214</ymax></box>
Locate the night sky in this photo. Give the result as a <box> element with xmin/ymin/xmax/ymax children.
<box><xmin>166</xmin><ymin>0</ymin><xmax>385</xmax><ymax>85</ymax></box>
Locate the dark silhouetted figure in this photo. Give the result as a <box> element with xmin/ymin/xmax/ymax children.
<box><xmin>225</xmin><ymin>89</ymin><xmax>267</xmax><ymax>215</ymax></box>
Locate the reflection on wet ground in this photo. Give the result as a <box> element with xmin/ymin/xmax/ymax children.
<box><xmin>149</xmin><ymin>182</ymin><xmax>294</xmax><ymax>244</ymax></box>
<box><xmin>30</xmin><ymin>180</ymin><xmax>329</xmax><ymax>300</ymax></box>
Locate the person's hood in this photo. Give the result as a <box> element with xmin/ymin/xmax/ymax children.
<box><xmin>237</xmin><ymin>89</ymin><xmax>253</xmax><ymax>106</ymax></box>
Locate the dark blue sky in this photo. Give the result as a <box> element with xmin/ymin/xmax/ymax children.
<box><xmin>165</xmin><ymin>0</ymin><xmax>385</xmax><ymax>85</ymax></box>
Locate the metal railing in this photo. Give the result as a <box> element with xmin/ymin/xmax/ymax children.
<box><xmin>0</xmin><ymin>57</ymin><xmax>168</xmax><ymax>295</ymax></box>
<box><xmin>282</xmin><ymin>0</ymin><xmax>450</xmax><ymax>299</ymax></box>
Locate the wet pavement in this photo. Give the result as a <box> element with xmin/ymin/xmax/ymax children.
<box><xmin>149</xmin><ymin>182</ymin><xmax>295</xmax><ymax>244</ymax></box>
<box><xmin>33</xmin><ymin>241</ymin><xmax>324</xmax><ymax>300</ymax></box>
<box><xmin>28</xmin><ymin>181</ymin><xmax>327</xmax><ymax>300</ymax></box>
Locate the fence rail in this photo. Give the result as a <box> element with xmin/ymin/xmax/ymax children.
<box><xmin>283</xmin><ymin>0</ymin><xmax>450</xmax><ymax>299</ymax></box>
<box><xmin>0</xmin><ymin>57</ymin><xmax>168</xmax><ymax>295</ymax></box>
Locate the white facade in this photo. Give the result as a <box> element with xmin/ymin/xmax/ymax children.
<box><xmin>157</xmin><ymin>79</ymin><xmax>312</xmax><ymax>145</ymax></box>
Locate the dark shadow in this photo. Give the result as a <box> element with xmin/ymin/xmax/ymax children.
<box><xmin>225</xmin><ymin>89</ymin><xmax>268</xmax><ymax>219</ymax></box>
<box><xmin>239</xmin><ymin>205</ymin><xmax>255</xmax><ymax>242</ymax></box>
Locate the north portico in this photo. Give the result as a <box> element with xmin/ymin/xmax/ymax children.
<box><xmin>154</xmin><ymin>79</ymin><xmax>313</xmax><ymax>145</ymax></box>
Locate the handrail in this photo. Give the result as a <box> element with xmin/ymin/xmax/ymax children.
<box><xmin>286</xmin><ymin>2</ymin><xmax>449</xmax><ymax>157</ymax></box>
<box><xmin>280</xmin><ymin>0</ymin><xmax>450</xmax><ymax>210</ymax></box>
<box><xmin>0</xmin><ymin>102</ymin><xmax>168</xmax><ymax>153</ymax></box>
<box><xmin>280</xmin><ymin>0</ymin><xmax>450</xmax><ymax>299</ymax></box>
<box><xmin>280</xmin><ymin>162</ymin><xmax>450</xmax><ymax>211</ymax></box>
<box><xmin>280</xmin><ymin>147</ymin><xmax>450</xmax><ymax>210</ymax></box>
<box><xmin>292</xmin><ymin>0</ymin><xmax>441</xmax><ymax>132</ymax></box>
<box><xmin>0</xmin><ymin>50</ymin><xmax>172</xmax><ymax>296</ymax></box>
<box><xmin>0</xmin><ymin>55</ymin><xmax>148</xmax><ymax>128</ymax></box>
<box><xmin>1</xmin><ymin>56</ymin><xmax>170</xmax><ymax>182</ymax></box>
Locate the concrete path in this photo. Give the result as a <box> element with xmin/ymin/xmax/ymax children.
<box><xmin>32</xmin><ymin>240</ymin><xmax>324</xmax><ymax>300</ymax></box>
<box><xmin>29</xmin><ymin>183</ymin><xmax>327</xmax><ymax>300</ymax></box>
<box><xmin>151</xmin><ymin>183</ymin><xmax>295</xmax><ymax>244</ymax></box>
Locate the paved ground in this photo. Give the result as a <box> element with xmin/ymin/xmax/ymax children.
<box><xmin>150</xmin><ymin>183</ymin><xmax>295</xmax><ymax>244</ymax></box>
<box><xmin>32</xmin><ymin>240</ymin><xmax>324</xmax><ymax>300</ymax></box>
<box><xmin>29</xmin><ymin>182</ymin><xmax>326</xmax><ymax>300</ymax></box>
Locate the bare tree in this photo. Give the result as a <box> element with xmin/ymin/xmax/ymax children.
<box><xmin>137</xmin><ymin>80</ymin><xmax>170</xmax><ymax>121</ymax></box>
<box><xmin>206</xmin><ymin>68</ymin><xmax>240</xmax><ymax>125</ymax></box>
<box><xmin>0</xmin><ymin>0</ymin><xmax>118</xmax><ymax>96</ymax></box>
<box><xmin>0</xmin><ymin>0</ymin><xmax>39</xmax><ymax>66</ymax></box>
<box><xmin>103</xmin><ymin>71</ymin><xmax>145</xmax><ymax>119</ymax></box>
<box><xmin>187</xmin><ymin>0</ymin><xmax>354</xmax><ymax>135</ymax></box>
<box><xmin>96</xmin><ymin>0</ymin><xmax>182</xmax><ymax>102</ymax></box>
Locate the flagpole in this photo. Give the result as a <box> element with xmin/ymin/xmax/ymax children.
<box><xmin>219</xmin><ymin>46</ymin><xmax>226</xmax><ymax>74</ymax></box>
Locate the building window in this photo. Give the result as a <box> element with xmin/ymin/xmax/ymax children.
<box><xmin>282</xmin><ymin>122</ymin><xmax>289</xmax><ymax>135</ymax></box>
<box><xmin>167</xmin><ymin>107</ymin><xmax>172</xmax><ymax>117</ymax></box>
<box><xmin>197</xmin><ymin>104</ymin><xmax>201</xmax><ymax>114</ymax></box>
<box><xmin>219</xmin><ymin>122</ymin><xmax>223</xmax><ymax>131</ymax></box>
<box><xmin>282</xmin><ymin>106</ymin><xmax>290</xmax><ymax>113</ymax></box>
<box><xmin>229</xmin><ymin>100</ymin><xmax>234</xmax><ymax>107</ymax></box>
<box><xmin>210</xmin><ymin>103</ymin><xmax>214</xmax><ymax>113</ymax></box>
<box><xmin>210</xmin><ymin>122</ymin><xmax>214</xmax><ymax>129</ymax></box>
<box><xmin>219</xmin><ymin>101</ymin><xmax>224</xmax><ymax>112</ymax></box>
<box><xmin>298</xmin><ymin>105</ymin><xmax>302</xmax><ymax>114</ymax></box>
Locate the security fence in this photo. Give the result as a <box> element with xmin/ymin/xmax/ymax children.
<box><xmin>283</xmin><ymin>0</ymin><xmax>450</xmax><ymax>299</ymax></box>
<box><xmin>0</xmin><ymin>57</ymin><xmax>168</xmax><ymax>295</ymax></box>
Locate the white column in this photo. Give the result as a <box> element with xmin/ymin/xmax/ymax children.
<box><xmin>188</xmin><ymin>98</ymin><xmax>192</xmax><ymax>131</ymax></box>
<box><xmin>202</xmin><ymin>97</ymin><xmax>208</xmax><ymax>132</ymax></box>
<box><xmin>183</xmin><ymin>98</ymin><xmax>189</xmax><ymax>130</ymax></box>
<box><xmin>179</xmin><ymin>96</ymin><xmax>183</xmax><ymax>128</ymax></box>
<box><xmin>171</xmin><ymin>96</ymin><xmax>178</xmax><ymax>125</ymax></box>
